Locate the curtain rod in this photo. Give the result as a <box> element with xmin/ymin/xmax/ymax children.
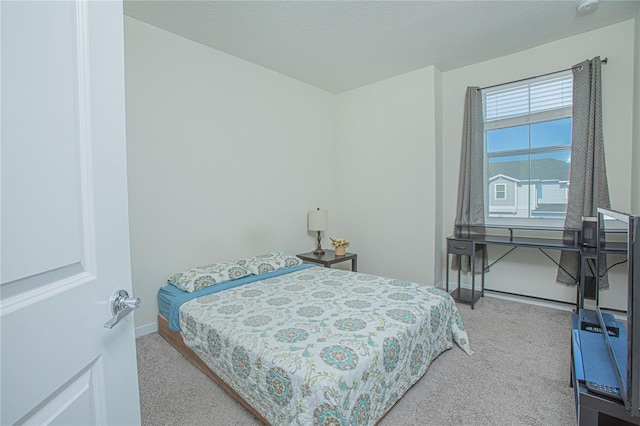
<box><xmin>477</xmin><ymin>57</ymin><xmax>607</xmax><ymax>92</ymax></box>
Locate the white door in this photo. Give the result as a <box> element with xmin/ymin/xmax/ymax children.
<box><xmin>1</xmin><ymin>1</ymin><xmax>141</xmax><ymax>425</ymax></box>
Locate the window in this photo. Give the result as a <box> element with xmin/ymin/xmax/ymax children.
<box><xmin>483</xmin><ymin>72</ymin><xmax>572</xmax><ymax>223</ymax></box>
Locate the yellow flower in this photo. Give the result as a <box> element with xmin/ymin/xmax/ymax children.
<box><xmin>329</xmin><ymin>237</ymin><xmax>350</xmax><ymax>248</ymax></box>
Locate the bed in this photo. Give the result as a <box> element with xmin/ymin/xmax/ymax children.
<box><xmin>158</xmin><ymin>252</ymin><xmax>472</xmax><ymax>425</ymax></box>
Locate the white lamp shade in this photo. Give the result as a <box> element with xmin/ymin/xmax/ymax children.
<box><xmin>308</xmin><ymin>209</ymin><xmax>328</xmax><ymax>231</ymax></box>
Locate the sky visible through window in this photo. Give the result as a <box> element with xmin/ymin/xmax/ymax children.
<box><xmin>487</xmin><ymin>117</ymin><xmax>571</xmax><ymax>159</ymax></box>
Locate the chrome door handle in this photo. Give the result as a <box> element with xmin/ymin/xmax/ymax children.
<box><xmin>104</xmin><ymin>289</ymin><xmax>141</xmax><ymax>329</ymax></box>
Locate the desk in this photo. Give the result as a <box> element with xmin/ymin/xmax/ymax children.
<box><xmin>446</xmin><ymin>225</ymin><xmax>581</xmax><ymax>310</ymax></box>
<box><xmin>446</xmin><ymin>226</ymin><xmax>627</xmax><ymax>311</ymax></box>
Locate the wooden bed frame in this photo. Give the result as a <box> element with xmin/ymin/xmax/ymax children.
<box><xmin>158</xmin><ymin>314</ymin><xmax>408</xmax><ymax>425</ymax></box>
<box><xmin>157</xmin><ymin>314</ymin><xmax>270</xmax><ymax>424</ymax></box>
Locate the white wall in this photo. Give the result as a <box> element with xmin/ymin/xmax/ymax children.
<box><xmin>433</xmin><ymin>68</ymin><xmax>444</xmax><ymax>285</ymax></box>
<box><xmin>333</xmin><ymin>67</ymin><xmax>440</xmax><ymax>285</ymax></box>
<box><xmin>124</xmin><ymin>17</ymin><xmax>335</xmax><ymax>327</ymax></box>
<box><xmin>442</xmin><ymin>20</ymin><xmax>636</xmax><ymax>309</ymax></box>
<box><xmin>633</xmin><ymin>10</ymin><xmax>640</xmax><ymax>212</ymax></box>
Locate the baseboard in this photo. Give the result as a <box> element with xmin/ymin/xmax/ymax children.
<box><xmin>483</xmin><ymin>290</ymin><xmax>575</xmax><ymax>312</ymax></box>
<box><xmin>439</xmin><ymin>280</ymin><xmax>576</xmax><ymax>312</ymax></box>
<box><xmin>136</xmin><ymin>321</ymin><xmax>158</xmax><ymax>338</ymax></box>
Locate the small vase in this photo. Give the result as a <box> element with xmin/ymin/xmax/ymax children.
<box><xmin>334</xmin><ymin>246</ymin><xmax>346</xmax><ymax>256</ymax></box>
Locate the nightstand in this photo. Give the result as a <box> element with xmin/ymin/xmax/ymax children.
<box><xmin>297</xmin><ymin>250</ymin><xmax>358</xmax><ymax>272</ymax></box>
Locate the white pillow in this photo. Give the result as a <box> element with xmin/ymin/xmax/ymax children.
<box><xmin>168</xmin><ymin>261</ymin><xmax>251</xmax><ymax>293</ymax></box>
<box><xmin>236</xmin><ymin>252</ymin><xmax>302</xmax><ymax>275</ymax></box>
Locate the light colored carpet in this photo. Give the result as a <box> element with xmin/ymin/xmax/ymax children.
<box><xmin>136</xmin><ymin>296</ymin><xmax>576</xmax><ymax>425</ymax></box>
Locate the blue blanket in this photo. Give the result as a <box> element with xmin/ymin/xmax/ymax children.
<box><xmin>158</xmin><ymin>263</ymin><xmax>316</xmax><ymax>331</ymax></box>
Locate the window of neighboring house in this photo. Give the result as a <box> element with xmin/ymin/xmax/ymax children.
<box><xmin>483</xmin><ymin>72</ymin><xmax>572</xmax><ymax>224</ymax></box>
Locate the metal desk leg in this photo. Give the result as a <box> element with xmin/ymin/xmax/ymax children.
<box><xmin>481</xmin><ymin>244</ymin><xmax>485</xmax><ymax>297</ymax></box>
<box><xmin>457</xmin><ymin>254</ymin><xmax>461</xmax><ymax>294</ymax></box>
<box><xmin>578</xmin><ymin>254</ymin><xmax>585</xmax><ymax>312</ymax></box>
<box><xmin>446</xmin><ymin>251</ymin><xmax>450</xmax><ymax>293</ymax></box>
<box><xmin>471</xmin><ymin>243</ymin><xmax>476</xmax><ymax>309</ymax></box>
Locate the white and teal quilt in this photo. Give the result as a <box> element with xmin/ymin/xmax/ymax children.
<box><xmin>179</xmin><ymin>266</ymin><xmax>471</xmax><ymax>425</ymax></box>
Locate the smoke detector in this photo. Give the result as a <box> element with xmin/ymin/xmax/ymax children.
<box><xmin>576</xmin><ymin>0</ymin><xmax>599</xmax><ymax>16</ymax></box>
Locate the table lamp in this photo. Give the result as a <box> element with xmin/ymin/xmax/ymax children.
<box><xmin>308</xmin><ymin>208</ymin><xmax>328</xmax><ymax>255</ymax></box>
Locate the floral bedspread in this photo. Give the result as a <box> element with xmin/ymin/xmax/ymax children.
<box><xmin>179</xmin><ymin>266</ymin><xmax>471</xmax><ymax>425</ymax></box>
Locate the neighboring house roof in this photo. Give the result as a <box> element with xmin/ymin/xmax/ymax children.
<box><xmin>488</xmin><ymin>158</ymin><xmax>570</xmax><ymax>182</ymax></box>
<box><xmin>489</xmin><ymin>174</ymin><xmax>519</xmax><ymax>183</ymax></box>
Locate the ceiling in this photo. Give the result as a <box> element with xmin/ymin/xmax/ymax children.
<box><xmin>124</xmin><ymin>0</ymin><xmax>640</xmax><ymax>94</ymax></box>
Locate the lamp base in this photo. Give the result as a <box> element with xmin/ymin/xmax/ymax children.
<box><xmin>313</xmin><ymin>230</ymin><xmax>325</xmax><ymax>256</ymax></box>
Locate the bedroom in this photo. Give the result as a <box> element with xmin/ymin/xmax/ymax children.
<box><xmin>125</xmin><ymin>2</ymin><xmax>640</xmax><ymax>335</ymax></box>
<box><xmin>123</xmin><ymin>1</ymin><xmax>640</xmax><ymax>423</ymax></box>
<box><xmin>1</xmin><ymin>1</ymin><xmax>640</xmax><ymax>425</ymax></box>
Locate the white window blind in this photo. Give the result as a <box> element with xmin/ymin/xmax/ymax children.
<box><xmin>484</xmin><ymin>74</ymin><xmax>573</xmax><ymax>122</ymax></box>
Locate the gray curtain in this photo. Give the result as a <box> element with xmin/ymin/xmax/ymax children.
<box><xmin>452</xmin><ymin>86</ymin><xmax>487</xmax><ymax>273</ymax></box>
<box><xmin>557</xmin><ymin>57</ymin><xmax>610</xmax><ymax>286</ymax></box>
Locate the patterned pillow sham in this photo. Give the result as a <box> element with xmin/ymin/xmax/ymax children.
<box><xmin>168</xmin><ymin>261</ymin><xmax>251</xmax><ymax>293</ymax></box>
<box><xmin>235</xmin><ymin>252</ymin><xmax>303</xmax><ymax>275</ymax></box>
